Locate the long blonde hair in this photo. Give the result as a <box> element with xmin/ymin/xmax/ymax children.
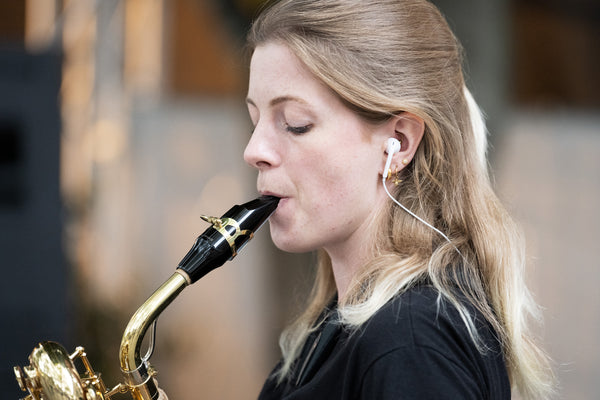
<box><xmin>248</xmin><ymin>0</ymin><xmax>554</xmax><ymax>398</ymax></box>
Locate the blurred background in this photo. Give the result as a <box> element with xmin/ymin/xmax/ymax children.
<box><xmin>0</xmin><ymin>0</ymin><xmax>598</xmax><ymax>399</ymax></box>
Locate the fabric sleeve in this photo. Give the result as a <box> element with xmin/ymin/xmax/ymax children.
<box><xmin>358</xmin><ymin>345</ymin><xmax>484</xmax><ymax>400</ymax></box>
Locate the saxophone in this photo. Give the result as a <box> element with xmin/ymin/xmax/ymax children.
<box><xmin>13</xmin><ymin>196</ymin><xmax>280</xmax><ymax>400</ymax></box>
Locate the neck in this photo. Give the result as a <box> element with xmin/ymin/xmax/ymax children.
<box><xmin>325</xmin><ymin>187</ymin><xmax>389</xmax><ymax>300</ymax></box>
<box><xmin>324</xmin><ymin>220</ymin><xmax>377</xmax><ymax>301</ymax></box>
<box><xmin>328</xmin><ymin>255</ymin><xmax>361</xmax><ymax>300</ymax></box>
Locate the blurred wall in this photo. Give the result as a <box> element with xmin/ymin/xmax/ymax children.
<box><xmin>0</xmin><ymin>2</ymin><xmax>68</xmax><ymax>398</ymax></box>
<box><xmin>496</xmin><ymin>112</ymin><xmax>600</xmax><ymax>400</ymax></box>
<box><xmin>0</xmin><ymin>48</ymin><xmax>66</xmax><ymax>399</ymax></box>
<box><xmin>434</xmin><ymin>1</ymin><xmax>600</xmax><ymax>398</ymax></box>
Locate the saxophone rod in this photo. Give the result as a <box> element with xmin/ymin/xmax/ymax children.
<box><xmin>118</xmin><ymin>195</ymin><xmax>280</xmax><ymax>399</ymax></box>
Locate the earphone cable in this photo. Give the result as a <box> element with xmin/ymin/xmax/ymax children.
<box><xmin>382</xmin><ymin>175</ymin><xmax>464</xmax><ymax>259</ymax></box>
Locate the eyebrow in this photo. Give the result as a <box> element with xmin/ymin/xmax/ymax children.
<box><xmin>245</xmin><ymin>95</ymin><xmax>309</xmax><ymax>108</ymax></box>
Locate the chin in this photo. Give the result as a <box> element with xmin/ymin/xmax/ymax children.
<box><xmin>269</xmin><ymin>225</ymin><xmax>313</xmax><ymax>254</ymax></box>
<box><xmin>271</xmin><ymin>236</ymin><xmax>306</xmax><ymax>253</ymax></box>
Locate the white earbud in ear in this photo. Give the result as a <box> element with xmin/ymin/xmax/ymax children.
<box><xmin>385</xmin><ymin>137</ymin><xmax>401</xmax><ymax>155</ymax></box>
<box><xmin>383</xmin><ymin>138</ymin><xmax>401</xmax><ymax>180</ymax></box>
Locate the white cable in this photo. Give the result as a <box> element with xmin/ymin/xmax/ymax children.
<box><xmin>382</xmin><ymin>175</ymin><xmax>464</xmax><ymax>258</ymax></box>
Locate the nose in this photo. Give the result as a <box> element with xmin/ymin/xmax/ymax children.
<box><xmin>243</xmin><ymin>124</ymin><xmax>280</xmax><ymax>170</ymax></box>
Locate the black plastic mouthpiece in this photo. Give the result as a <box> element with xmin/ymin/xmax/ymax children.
<box><xmin>177</xmin><ymin>195</ymin><xmax>279</xmax><ymax>283</ymax></box>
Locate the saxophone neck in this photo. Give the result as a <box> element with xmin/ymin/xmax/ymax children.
<box><xmin>116</xmin><ymin>196</ymin><xmax>278</xmax><ymax>399</ymax></box>
<box><xmin>119</xmin><ymin>271</ymin><xmax>190</xmax><ymax>398</ymax></box>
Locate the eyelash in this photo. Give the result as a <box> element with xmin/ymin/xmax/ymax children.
<box><xmin>285</xmin><ymin>124</ymin><xmax>313</xmax><ymax>135</ymax></box>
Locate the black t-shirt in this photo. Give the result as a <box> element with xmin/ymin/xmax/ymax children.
<box><xmin>258</xmin><ymin>285</ymin><xmax>510</xmax><ymax>399</ymax></box>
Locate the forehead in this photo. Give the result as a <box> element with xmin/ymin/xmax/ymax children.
<box><xmin>249</xmin><ymin>42</ymin><xmax>307</xmax><ymax>84</ymax></box>
<box><xmin>247</xmin><ymin>42</ymin><xmax>334</xmax><ymax>107</ymax></box>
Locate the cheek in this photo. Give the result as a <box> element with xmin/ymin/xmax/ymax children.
<box><xmin>278</xmin><ymin>152</ymin><xmax>342</xmax><ymax>227</ymax></box>
<box><xmin>325</xmin><ymin>151</ymin><xmax>376</xmax><ymax>191</ymax></box>
<box><xmin>297</xmin><ymin>153</ymin><xmax>342</xmax><ymax>203</ymax></box>
<box><xmin>300</xmin><ymin>155</ymin><xmax>369</xmax><ymax>226</ymax></box>
<box><xmin>299</xmin><ymin>138</ymin><xmax>378</xmax><ymax>200</ymax></box>
<box><xmin>270</xmin><ymin>147</ymin><xmax>380</xmax><ymax>251</ymax></box>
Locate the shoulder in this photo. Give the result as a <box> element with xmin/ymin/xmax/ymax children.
<box><xmin>353</xmin><ymin>285</ymin><xmax>466</xmax><ymax>351</ymax></box>
<box><xmin>354</xmin><ymin>284</ymin><xmax>498</xmax><ymax>351</ymax></box>
<box><xmin>345</xmin><ymin>285</ymin><xmax>510</xmax><ymax>399</ymax></box>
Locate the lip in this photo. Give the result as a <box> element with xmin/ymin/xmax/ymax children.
<box><xmin>259</xmin><ymin>190</ymin><xmax>287</xmax><ymax>214</ymax></box>
<box><xmin>259</xmin><ymin>190</ymin><xmax>285</xmax><ymax>199</ymax></box>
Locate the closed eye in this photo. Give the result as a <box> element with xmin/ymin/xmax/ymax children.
<box><xmin>286</xmin><ymin>124</ymin><xmax>313</xmax><ymax>135</ymax></box>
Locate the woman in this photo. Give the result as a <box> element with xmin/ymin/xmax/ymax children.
<box><xmin>243</xmin><ymin>0</ymin><xmax>554</xmax><ymax>399</ymax></box>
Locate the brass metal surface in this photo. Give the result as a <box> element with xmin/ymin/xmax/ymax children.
<box><xmin>14</xmin><ymin>271</ymin><xmax>190</xmax><ymax>400</ymax></box>
<box><xmin>119</xmin><ymin>271</ymin><xmax>189</xmax><ymax>399</ymax></box>
<box><xmin>22</xmin><ymin>342</ymin><xmax>86</xmax><ymax>400</ymax></box>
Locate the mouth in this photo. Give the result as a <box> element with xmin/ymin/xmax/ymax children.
<box><xmin>259</xmin><ymin>191</ymin><xmax>287</xmax><ymax>213</ymax></box>
<box><xmin>259</xmin><ymin>190</ymin><xmax>284</xmax><ymax>199</ymax></box>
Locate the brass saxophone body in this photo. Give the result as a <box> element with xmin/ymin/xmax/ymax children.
<box><xmin>14</xmin><ymin>196</ymin><xmax>279</xmax><ymax>400</ymax></box>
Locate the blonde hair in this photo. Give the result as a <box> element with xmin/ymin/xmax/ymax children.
<box><xmin>248</xmin><ymin>0</ymin><xmax>554</xmax><ymax>398</ymax></box>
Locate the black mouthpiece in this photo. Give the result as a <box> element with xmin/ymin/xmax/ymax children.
<box><xmin>177</xmin><ymin>195</ymin><xmax>279</xmax><ymax>283</ymax></box>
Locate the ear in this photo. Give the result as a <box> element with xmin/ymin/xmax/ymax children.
<box><xmin>379</xmin><ymin>112</ymin><xmax>425</xmax><ymax>175</ymax></box>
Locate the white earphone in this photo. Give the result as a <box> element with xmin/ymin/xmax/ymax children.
<box><xmin>381</xmin><ymin>137</ymin><xmax>464</xmax><ymax>259</ymax></box>
<box><xmin>384</xmin><ymin>137</ymin><xmax>401</xmax><ymax>179</ymax></box>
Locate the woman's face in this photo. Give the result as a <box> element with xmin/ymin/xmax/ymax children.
<box><xmin>244</xmin><ymin>42</ymin><xmax>389</xmax><ymax>256</ymax></box>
